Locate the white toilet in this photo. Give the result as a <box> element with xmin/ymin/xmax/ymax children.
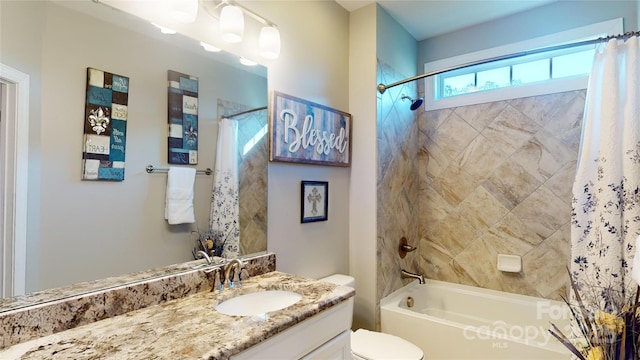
<box><xmin>320</xmin><ymin>274</ymin><xmax>424</xmax><ymax>360</ymax></box>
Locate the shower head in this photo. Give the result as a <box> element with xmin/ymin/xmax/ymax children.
<box><xmin>401</xmin><ymin>95</ymin><xmax>424</xmax><ymax>111</ymax></box>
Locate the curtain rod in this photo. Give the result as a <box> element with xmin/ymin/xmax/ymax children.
<box><xmin>377</xmin><ymin>30</ymin><xmax>640</xmax><ymax>94</ymax></box>
<box><xmin>223</xmin><ymin>106</ymin><xmax>268</xmax><ymax>119</ymax></box>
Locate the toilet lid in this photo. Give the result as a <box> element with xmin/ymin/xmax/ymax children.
<box><xmin>351</xmin><ymin>329</ymin><xmax>423</xmax><ymax>360</ymax></box>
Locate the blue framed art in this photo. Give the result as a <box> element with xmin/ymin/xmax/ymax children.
<box><xmin>82</xmin><ymin>67</ymin><xmax>129</xmax><ymax>181</ymax></box>
<box><xmin>168</xmin><ymin>70</ymin><xmax>199</xmax><ymax>165</ymax></box>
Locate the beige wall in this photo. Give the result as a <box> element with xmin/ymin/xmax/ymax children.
<box><xmin>348</xmin><ymin>4</ymin><xmax>421</xmax><ymax>331</ymax></box>
<box><xmin>348</xmin><ymin>3</ymin><xmax>378</xmax><ymax>331</ymax></box>
<box><xmin>242</xmin><ymin>1</ymin><xmax>351</xmax><ymax>279</ymax></box>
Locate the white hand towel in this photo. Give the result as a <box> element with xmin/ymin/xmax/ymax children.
<box><xmin>632</xmin><ymin>235</ymin><xmax>640</xmax><ymax>285</ymax></box>
<box><xmin>164</xmin><ymin>167</ymin><xmax>196</xmax><ymax>225</ymax></box>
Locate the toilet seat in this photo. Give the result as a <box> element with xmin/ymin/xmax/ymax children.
<box><xmin>351</xmin><ymin>329</ymin><xmax>424</xmax><ymax>360</ymax></box>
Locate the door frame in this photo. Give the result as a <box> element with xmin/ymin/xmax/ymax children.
<box><xmin>1</xmin><ymin>63</ymin><xmax>29</xmax><ymax>297</ymax></box>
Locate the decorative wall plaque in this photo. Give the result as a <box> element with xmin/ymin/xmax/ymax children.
<box><xmin>168</xmin><ymin>70</ymin><xmax>199</xmax><ymax>164</ymax></box>
<box><xmin>82</xmin><ymin>67</ymin><xmax>129</xmax><ymax>181</ymax></box>
<box><xmin>270</xmin><ymin>91</ymin><xmax>351</xmax><ymax>167</ymax></box>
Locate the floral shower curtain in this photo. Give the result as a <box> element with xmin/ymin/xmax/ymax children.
<box><xmin>571</xmin><ymin>36</ymin><xmax>640</xmax><ymax>299</ymax></box>
<box><xmin>209</xmin><ymin>118</ymin><xmax>240</xmax><ymax>258</ymax></box>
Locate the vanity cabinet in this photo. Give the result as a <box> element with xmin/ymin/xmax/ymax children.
<box><xmin>230</xmin><ymin>298</ymin><xmax>353</xmax><ymax>360</ymax></box>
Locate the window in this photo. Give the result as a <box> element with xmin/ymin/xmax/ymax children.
<box><xmin>436</xmin><ymin>46</ymin><xmax>594</xmax><ymax>100</ymax></box>
<box><xmin>424</xmin><ymin>19</ymin><xmax>623</xmax><ymax>111</ymax></box>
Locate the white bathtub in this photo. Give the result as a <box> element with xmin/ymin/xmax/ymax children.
<box><xmin>380</xmin><ymin>279</ymin><xmax>572</xmax><ymax>359</ymax></box>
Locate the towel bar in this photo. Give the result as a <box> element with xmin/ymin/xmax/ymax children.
<box><xmin>146</xmin><ymin>164</ymin><xmax>212</xmax><ymax>175</ymax></box>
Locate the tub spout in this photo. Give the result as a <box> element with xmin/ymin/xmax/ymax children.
<box><xmin>401</xmin><ymin>269</ymin><xmax>425</xmax><ymax>284</ymax></box>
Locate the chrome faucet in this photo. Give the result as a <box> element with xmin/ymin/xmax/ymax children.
<box><xmin>401</xmin><ymin>269</ymin><xmax>425</xmax><ymax>284</ymax></box>
<box><xmin>195</xmin><ymin>250</ymin><xmax>212</xmax><ymax>265</ymax></box>
<box><xmin>222</xmin><ymin>258</ymin><xmax>245</xmax><ymax>289</ymax></box>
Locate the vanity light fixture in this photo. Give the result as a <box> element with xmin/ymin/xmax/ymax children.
<box><xmin>205</xmin><ymin>0</ymin><xmax>281</xmax><ymax>59</ymax></box>
<box><xmin>258</xmin><ymin>26</ymin><xmax>280</xmax><ymax>59</ymax></box>
<box><xmin>219</xmin><ymin>4</ymin><xmax>244</xmax><ymax>43</ymax></box>
<box><xmin>151</xmin><ymin>22</ymin><xmax>177</xmax><ymax>34</ymax></box>
<box><xmin>200</xmin><ymin>41</ymin><xmax>222</xmax><ymax>52</ymax></box>
<box><xmin>170</xmin><ymin>0</ymin><xmax>199</xmax><ymax>23</ymax></box>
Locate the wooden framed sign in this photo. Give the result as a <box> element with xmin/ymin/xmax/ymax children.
<box><xmin>270</xmin><ymin>91</ymin><xmax>351</xmax><ymax>166</ymax></box>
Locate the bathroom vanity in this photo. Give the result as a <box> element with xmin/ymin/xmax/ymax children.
<box><xmin>0</xmin><ymin>267</ymin><xmax>355</xmax><ymax>359</ymax></box>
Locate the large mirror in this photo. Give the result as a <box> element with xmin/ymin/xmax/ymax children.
<box><xmin>0</xmin><ymin>0</ymin><xmax>268</xmax><ymax>302</ymax></box>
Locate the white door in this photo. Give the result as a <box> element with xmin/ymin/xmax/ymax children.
<box><xmin>0</xmin><ymin>63</ymin><xmax>29</xmax><ymax>297</ymax></box>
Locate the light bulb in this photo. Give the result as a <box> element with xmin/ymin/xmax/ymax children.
<box><xmin>170</xmin><ymin>0</ymin><xmax>198</xmax><ymax>23</ymax></box>
<box><xmin>258</xmin><ymin>26</ymin><xmax>280</xmax><ymax>59</ymax></box>
<box><xmin>219</xmin><ymin>5</ymin><xmax>244</xmax><ymax>43</ymax></box>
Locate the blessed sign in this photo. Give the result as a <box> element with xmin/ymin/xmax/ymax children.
<box><xmin>270</xmin><ymin>91</ymin><xmax>351</xmax><ymax>166</ymax></box>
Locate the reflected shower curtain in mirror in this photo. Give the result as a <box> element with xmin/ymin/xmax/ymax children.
<box><xmin>571</xmin><ymin>36</ymin><xmax>640</xmax><ymax>299</ymax></box>
<box><xmin>209</xmin><ymin>118</ymin><xmax>240</xmax><ymax>258</ymax></box>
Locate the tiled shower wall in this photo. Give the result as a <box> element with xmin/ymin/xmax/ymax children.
<box><xmin>217</xmin><ymin>100</ymin><xmax>268</xmax><ymax>256</ymax></box>
<box><xmin>417</xmin><ymin>89</ymin><xmax>586</xmax><ymax>300</ymax></box>
<box><xmin>377</xmin><ymin>60</ymin><xmax>421</xmax><ymax>315</ymax></box>
<box><xmin>236</xmin><ymin>110</ymin><xmax>268</xmax><ymax>256</ymax></box>
<box><xmin>376</xmin><ymin>60</ymin><xmax>586</xmax><ymax>303</ymax></box>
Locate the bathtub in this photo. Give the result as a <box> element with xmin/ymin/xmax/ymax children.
<box><xmin>380</xmin><ymin>279</ymin><xmax>572</xmax><ymax>359</ymax></box>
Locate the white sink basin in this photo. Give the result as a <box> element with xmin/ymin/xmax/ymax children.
<box><xmin>215</xmin><ymin>290</ymin><xmax>302</xmax><ymax>316</ymax></box>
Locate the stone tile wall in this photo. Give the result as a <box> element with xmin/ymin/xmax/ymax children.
<box><xmin>417</xmin><ymin>90</ymin><xmax>585</xmax><ymax>300</ymax></box>
<box><xmin>218</xmin><ymin>100</ymin><xmax>268</xmax><ymax>256</ymax></box>
<box><xmin>376</xmin><ymin>61</ymin><xmax>421</xmax><ymax>325</ymax></box>
<box><xmin>376</xmin><ymin>61</ymin><xmax>584</xmax><ymax>329</ymax></box>
<box><xmin>236</xmin><ymin>109</ymin><xmax>268</xmax><ymax>255</ymax></box>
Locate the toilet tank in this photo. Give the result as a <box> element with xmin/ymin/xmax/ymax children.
<box><xmin>320</xmin><ymin>274</ymin><xmax>355</xmax><ymax>289</ymax></box>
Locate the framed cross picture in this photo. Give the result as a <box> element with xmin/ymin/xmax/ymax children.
<box><xmin>301</xmin><ymin>181</ymin><xmax>328</xmax><ymax>223</ymax></box>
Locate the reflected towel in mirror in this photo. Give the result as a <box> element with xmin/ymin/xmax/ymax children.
<box><xmin>165</xmin><ymin>167</ymin><xmax>196</xmax><ymax>224</ymax></box>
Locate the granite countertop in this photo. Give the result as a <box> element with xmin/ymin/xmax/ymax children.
<box><xmin>0</xmin><ymin>271</ymin><xmax>354</xmax><ymax>360</ymax></box>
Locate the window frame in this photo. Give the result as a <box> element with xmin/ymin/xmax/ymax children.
<box><xmin>423</xmin><ymin>18</ymin><xmax>623</xmax><ymax>111</ymax></box>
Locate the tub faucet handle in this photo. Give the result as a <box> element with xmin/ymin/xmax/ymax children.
<box><xmin>399</xmin><ymin>237</ymin><xmax>417</xmax><ymax>258</ymax></box>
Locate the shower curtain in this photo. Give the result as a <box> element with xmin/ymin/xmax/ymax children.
<box><xmin>209</xmin><ymin>118</ymin><xmax>240</xmax><ymax>258</ymax></box>
<box><xmin>571</xmin><ymin>36</ymin><xmax>640</xmax><ymax>299</ymax></box>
